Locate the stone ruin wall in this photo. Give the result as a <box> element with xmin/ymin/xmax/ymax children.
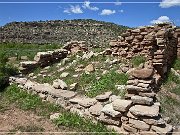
<box><xmin>19</xmin><ymin>41</ymin><xmax>87</xmax><ymax>74</ymax></box>
<box><xmin>10</xmin><ymin>24</ymin><xmax>180</xmax><ymax>134</ymax></box>
<box><xmin>107</xmin><ymin>23</ymin><xmax>180</xmax><ymax>79</ymax></box>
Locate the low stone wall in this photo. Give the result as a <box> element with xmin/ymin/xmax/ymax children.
<box><xmin>9</xmin><ymin>76</ymin><xmax>173</xmax><ymax>134</ymax></box>
<box><xmin>19</xmin><ymin>41</ymin><xmax>88</xmax><ymax>74</ymax></box>
<box><xmin>19</xmin><ymin>49</ymin><xmax>68</xmax><ymax>74</ymax></box>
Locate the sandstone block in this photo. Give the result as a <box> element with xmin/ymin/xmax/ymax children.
<box><xmin>112</xmin><ymin>99</ymin><xmax>132</xmax><ymax>112</ymax></box>
<box><xmin>129</xmin><ymin>105</ymin><xmax>159</xmax><ymax>117</ymax></box>
<box><xmin>131</xmin><ymin>95</ymin><xmax>153</xmax><ymax>105</ymax></box>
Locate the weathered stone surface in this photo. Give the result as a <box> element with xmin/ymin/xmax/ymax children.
<box><xmin>129</xmin><ymin>105</ymin><xmax>159</xmax><ymax>117</ymax></box>
<box><xmin>96</xmin><ymin>91</ymin><xmax>112</xmax><ymax>101</ymax></box>
<box><xmin>107</xmin><ymin>125</ymin><xmax>129</xmax><ymax>134</ymax></box>
<box><xmin>129</xmin><ymin>118</ymin><xmax>150</xmax><ymax>131</ymax></box>
<box><xmin>50</xmin><ymin>89</ymin><xmax>77</xmax><ymax>99</ymax></box>
<box><xmin>126</xmin><ymin>111</ymin><xmax>138</xmax><ymax>119</ymax></box>
<box><xmin>112</xmin><ymin>99</ymin><xmax>132</xmax><ymax>112</ymax></box>
<box><xmin>9</xmin><ymin>77</ymin><xmax>27</xmax><ymax>85</ymax></box>
<box><xmin>50</xmin><ymin>113</ymin><xmax>60</xmax><ymax>120</ymax></box>
<box><xmin>69</xmin><ymin>97</ymin><xmax>82</xmax><ymax>104</ymax></box>
<box><xmin>151</xmin><ymin>124</ymin><xmax>173</xmax><ymax>135</ymax></box>
<box><xmin>78</xmin><ymin>98</ymin><xmax>97</xmax><ymax>108</ymax></box>
<box><xmin>60</xmin><ymin>72</ymin><xmax>69</xmax><ymax>78</ymax></box>
<box><xmin>122</xmin><ymin>124</ymin><xmax>138</xmax><ymax>133</ymax></box>
<box><xmin>129</xmin><ymin>68</ymin><xmax>154</xmax><ymax>79</ymax></box>
<box><xmin>46</xmin><ymin>95</ymin><xmax>56</xmax><ymax>103</ymax></box>
<box><xmin>33</xmin><ymin>83</ymin><xmax>54</xmax><ymax>93</ymax></box>
<box><xmin>142</xmin><ymin>116</ymin><xmax>165</xmax><ymax>126</ymax></box>
<box><xmin>24</xmin><ymin>80</ymin><xmax>37</xmax><ymax>90</ymax></box>
<box><xmin>89</xmin><ymin>102</ymin><xmax>103</xmax><ymax>116</ymax></box>
<box><xmin>131</xmin><ymin>95</ymin><xmax>153</xmax><ymax>105</ymax></box>
<box><xmin>126</xmin><ymin>85</ymin><xmax>151</xmax><ymax>92</ymax></box>
<box><xmin>69</xmin><ymin>83</ymin><xmax>78</xmax><ymax>91</ymax></box>
<box><xmin>52</xmin><ymin>79</ymin><xmax>67</xmax><ymax>90</ymax></box>
<box><xmin>139</xmin><ymin>92</ymin><xmax>156</xmax><ymax>98</ymax></box>
<box><xmin>84</xmin><ymin>64</ymin><xmax>95</xmax><ymax>72</ymax></box>
<box><xmin>109</xmin><ymin>95</ymin><xmax>121</xmax><ymax>102</ymax></box>
<box><xmin>99</xmin><ymin>113</ymin><xmax>121</xmax><ymax>126</ymax></box>
<box><xmin>101</xmin><ymin>103</ymin><xmax>121</xmax><ymax>118</ymax></box>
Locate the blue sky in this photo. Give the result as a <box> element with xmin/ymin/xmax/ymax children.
<box><xmin>0</xmin><ymin>0</ymin><xmax>180</xmax><ymax>27</ymax></box>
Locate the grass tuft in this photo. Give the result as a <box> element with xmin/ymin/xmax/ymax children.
<box><xmin>55</xmin><ymin>112</ymin><xmax>116</xmax><ymax>134</ymax></box>
<box><xmin>131</xmin><ymin>56</ymin><xmax>146</xmax><ymax>67</ymax></box>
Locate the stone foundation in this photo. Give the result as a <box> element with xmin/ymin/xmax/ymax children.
<box><xmin>9</xmin><ymin>76</ymin><xmax>174</xmax><ymax>134</ymax></box>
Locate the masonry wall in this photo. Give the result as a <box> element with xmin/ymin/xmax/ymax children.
<box><xmin>107</xmin><ymin>23</ymin><xmax>180</xmax><ymax>78</ymax></box>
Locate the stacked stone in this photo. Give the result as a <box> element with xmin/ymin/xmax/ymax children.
<box><xmin>19</xmin><ymin>61</ymin><xmax>38</xmax><ymax>74</ymax></box>
<box><xmin>108</xmin><ymin>26</ymin><xmax>156</xmax><ymax>59</ymax></box>
<box><xmin>34</xmin><ymin>49</ymin><xmax>68</xmax><ymax>66</ymax></box>
<box><xmin>153</xmin><ymin>27</ymin><xmax>177</xmax><ymax>77</ymax></box>
<box><xmin>63</xmin><ymin>41</ymin><xmax>88</xmax><ymax>54</ymax></box>
<box><xmin>123</xmin><ymin>67</ymin><xmax>173</xmax><ymax>134</ymax></box>
<box><xmin>9</xmin><ymin>76</ymin><xmax>173</xmax><ymax>134</ymax></box>
<box><xmin>19</xmin><ymin>49</ymin><xmax>68</xmax><ymax>73</ymax></box>
<box><xmin>175</xmin><ymin>29</ymin><xmax>180</xmax><ymax>57</ymax></box>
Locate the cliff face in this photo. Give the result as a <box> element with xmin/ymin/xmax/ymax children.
<box><xmin>0</xmin><ymin>19</ymin><xmax>128</xmax><ymax>47</ymax></box>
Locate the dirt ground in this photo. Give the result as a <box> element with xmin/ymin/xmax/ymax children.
<box><xmin>0</xmin><ymin>105</ymin><xmax>71</xmax><ymax>135</ymax></box>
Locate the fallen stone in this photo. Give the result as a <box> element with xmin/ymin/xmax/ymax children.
<box><xmin>60</xmin><ymin>72</ymin><xmax>69</xmax><ymax>78</ymax></box>
<box><xmin>89</xmin><ymin>102</ymin><xmax>103</xmax><ymax>116</ymax></box>
<box><xmin>112</xmin><ymin>99</ymin><xmax>132</xmax><ymax>112</ymax></box>
<box><xmin>46</xmin><ymin>95</ymin><xmax>56</xmax><ymax>103</ymax></box>
<box><xmin>129</xmin><ymin>68</ymin><xmax>154</xmax><ymax>79</ymax></box>
<box><xmin>101</xmin><ymin>103</ymin><xmax>121</xmax><ymax>118</ymax></box>
<box><xmin>50</xmin><ymin>113</ymin><xmax>61</xmax><ymax>120</ymax></box>
<box><xmin>129</xmin><ymin>105</ymin><xmax>159</xmax><ymax>117</ymax></box>
<box><xmin>96</xmin><ymin>91</ymin><xmax>112</xmax><ymax>101</ymax></box>
<box><xmin>84</xmin><ymin>64</ymin><xmax>95</xmax><ymax>72</ymax></box>
<box><xmin>131</xmin><ymin>95</ymin><xmax>153</xmax><ymax>105</ymax></box>
<box><xmin>52</xmin><ymin>79</ymin><xmax>67</xmax><ymax>90</ymax></box>
<box><xmin>129</xmin><ymin>118</ymin><xmax>150</xmax><ymax>131</ymax></box>
<box><xmin>70</xmin><ymin>83</ymin><xmax>78</xmax><ymax>91</ymax></box>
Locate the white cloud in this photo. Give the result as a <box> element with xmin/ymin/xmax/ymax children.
<box><xmin>150</xmin><ymin>16</ymin><xmax>171</xmax><ymax>24</ymax></box>
<box><xmin>159</xmin><ymin>0</ymin><xmax>180</xmax><ymax>8</ymax></box>
<box><xmin>119</xmin><ymin>9</ymin><xmax>124</xmax><ymax>13</ymax></box>
<box><xmin>82</xmin><ymin>1</ymin><xmax>99</xmax><ymax>11</ymax></box>
<box><xmin>100</xmin><ymin>9</ymin><xmax>116</xmax><ymax>15</ymax></box>
<box><xmin>115</xmin><ymin>0</ymin><xmax>122</xmax><ymax>5</ymax></box>
<box><xmin>64</xmin><ymin>5</ymin><xmax>83</xmax><ymax>14</ymax></box>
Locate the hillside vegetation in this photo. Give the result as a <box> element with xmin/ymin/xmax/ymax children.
<box><xmin>0</xmin><ymin>19</ymin><xmax>128</xmax><ymax>47</ymax></box>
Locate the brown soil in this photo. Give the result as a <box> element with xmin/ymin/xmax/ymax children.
<box><xmin>0</xmin><ymin>105</ymin><xmax>72</xmax><ymax>135</ymax></box>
